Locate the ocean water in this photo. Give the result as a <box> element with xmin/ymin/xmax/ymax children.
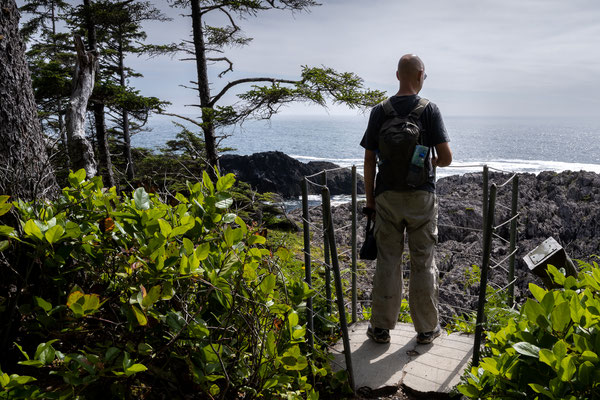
<box><xmin>131</xmin><ymin>113</ymin><xmax>600</xmax><ymax>207</ymax></box>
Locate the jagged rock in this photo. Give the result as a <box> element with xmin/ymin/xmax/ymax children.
<box><xmin>220</xmin><ymin>151</ymin><xmax>364</xmax><ymax>198</ymax></box>
<box><xmin>289</xmin><ymin>170</ymin><xmax>600</xmax><ymax>321</ymax></box>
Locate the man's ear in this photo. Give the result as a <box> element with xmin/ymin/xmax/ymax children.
<box><xmin>396</xmin><ymin>70</ymin><xmax>400</xmax><ymax>81</ymax></box>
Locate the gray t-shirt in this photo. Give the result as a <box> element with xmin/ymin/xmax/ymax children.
<box><xmin>360</xmin><ymin>94</ymin><xmax>450</xmax><ymax>193</ymax></box>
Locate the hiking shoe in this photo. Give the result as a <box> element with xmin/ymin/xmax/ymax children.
<box><xmin>366</xmin><ymin>324</ymin><xmax>390</xmax><ymax>344</ymax></box>
<box><xmin>417</xmin><ymin>325</ymin><xmax>442</xmax><ymax>344</ymax></box>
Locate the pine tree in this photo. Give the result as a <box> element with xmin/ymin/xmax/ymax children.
<box><xmin>169</xmin><ymin>0</ymin><xmax>386</xmax><ymax>179</ymax></box>
<box><xmin>72</xmin><ymin>0</ymin><xmax>169</xmax><ymax>182</ymax></box>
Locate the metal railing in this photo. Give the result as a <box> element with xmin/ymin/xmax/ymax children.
<box><xmin>472</xmin><ymin>166</ymin><xmax>520</xmax><ymax>366</ymax></box>
<box><xmin>299</xmin><ymin>163</ymin><xmax>521</xmax><ymax>387</ymax></box>
<box><xmin>301</xmin><ymin>167</ymin><xmax>358</xmax><ymax>390</ymax></box>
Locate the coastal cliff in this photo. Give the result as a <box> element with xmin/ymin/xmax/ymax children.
<box><xmin>220</xmin><ymin>151</ymin><xmax>364</xmax><ymax>198</ymax></box>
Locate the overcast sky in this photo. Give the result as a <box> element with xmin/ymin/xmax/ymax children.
<box><xmin>22</xmin><ymin>0</ymin><xmax>600</xmax><ymax>118</ymax></box>
<box><xmin>124</xmin><ymin>0</ymin><xmax>600</xmax><ymax>118</ymax></box>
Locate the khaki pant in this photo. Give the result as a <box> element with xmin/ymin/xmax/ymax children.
<box><xmin>370</xmin><ymin>190</ymin><xmax>439</xmax><ymax>333</ymax></box>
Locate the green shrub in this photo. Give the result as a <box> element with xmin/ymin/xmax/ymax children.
<box><xmin>0</xmin><ymin>170</ymin><xmax>331</xmax><ymax>399</ymax></box>
<box><xmin>458</xmin><ymin>260</ymin><xmax>600</xmax><ymax>399</ymax></box>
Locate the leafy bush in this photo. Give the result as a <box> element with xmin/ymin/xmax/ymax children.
<box><xmin>0</xmin><ymin>170</ymin><xmax>331</xmax><ymax>399</ymax></box>
<box><xmin>459</xmin><ymin>260</ymin><xmax>600</xmax><ymax>399</ymax></box>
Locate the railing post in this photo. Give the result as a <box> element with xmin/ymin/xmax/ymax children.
<box><xmin>322</xmin><ymin>186</ymin><xmax>355</xmax><ymax>392</ymax></box>
<box><xmin>473</xmin><ymin>183</ymin><xmax>497</xmax><ymax>367</ymax></box>
<box><xmin>321</xmin><ymin>171</ymin><xmax>333</xmax><ymax>314</ymax></box>
<box><xmin>302</xmin><ymin>177</ymin><xmax>314</xmax><ymax>350</ymax></box>
<box><xmin>508</xmin><ymin>175</ymin><xmax>519</xmax><ymax>308</ymax></box>
<box><xmin>351</xmin><ymin>165</ymin><xmax>358</xmax><ymax>323</ymax></box>
<box><xmin>482</xmin><ymin>165</ymin><xmax>489</xmax><ymax>232</ymax></box>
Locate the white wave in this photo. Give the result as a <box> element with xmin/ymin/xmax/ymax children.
<box><xmin>442</xmin><ymin>159</ymin><xmax>600</xmax><ymax>177</ymax></box>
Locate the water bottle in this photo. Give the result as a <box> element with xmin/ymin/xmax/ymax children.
<box><xmin>406</xmin><ymin>145</ymin><xmax>429</xmax><ymax>187</ymax></box>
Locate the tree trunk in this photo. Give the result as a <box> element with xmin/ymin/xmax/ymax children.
<box><xmin>65</xmin><ymin>35</ymin><xmax>97</xmax><ymax>178</ymax></box>
<box><xmin>93</xmin><ymin>103</ymin><xmax>115</xmax><ymax>187</ymax></box>
<box><xmin>118</xmin><ymin>36</ymin><xmax>134</xmax><ymax>180</ymax></box>
<box><xmin>0</xmin><ymin>0</ymin><xmax>59</xmax><ymax>200</ymax></box>
<box><xmin>190</xmin><ymin>0</ymin><xmax>219</xmax><ymax>179</ymax></box>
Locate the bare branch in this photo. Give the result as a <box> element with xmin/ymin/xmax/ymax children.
<box><xmin>207</xmin><ymin>57</ymin><xmax>233</xmax><ymax>77</ymax></box>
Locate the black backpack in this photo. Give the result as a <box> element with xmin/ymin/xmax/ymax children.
<box><xmin>376</xmin><ymin>97</ymin><xmax>432</xmax><ymax>193</ymax></box>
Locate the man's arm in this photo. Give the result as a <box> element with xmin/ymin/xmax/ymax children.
<box><xmin>433</xmin><ymin>142</ymin><xmax>452</xmax><ymax>167</ymax></box>
<box><xmin>364</xmin><ymin>149</ymin><xmax>377</xmax><ymax>210</ymax></box>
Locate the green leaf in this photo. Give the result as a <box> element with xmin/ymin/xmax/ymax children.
<box><xmin>0</xmin><ymin>203</ymin><xmax>12</xmax><ymax>217</ymax></box>
<box><xmin>512</xmin><ymin>342</ymin><xmax>540</xmax><ymax>358</ymax></box>
<box><xmin>24</xmin><ymin>220</ymin><xmax>44</xmax><ymax>240</ymax></box>
<box><xmin>34</xmin><ymin>340</ymin><xmax>58</xmax><ymax>365</ymax></box>
<box><xmin>196</xmin><ymin>242</ymin><xmax>210</xmax><ymax>260</ymax></box>
<box><xmin>260</xmin><ymin>274</ymin><xmax>276</xmax><ymax>297</ymax></box>
<box><xmin>44</xmin><ymin>225</ymin><xmax>64</xmax><ymax>244</ymax></box>
<box><xmin>132</xmin><ymin>305</ymin><xmax>147</xmax><ymax>326</ymax></box>
<box><xmin>134</xmin><ymin>188</ymin><xmax>150</xmax><ymax>210</ymax></box>
<box><xmin>276</xmin><ymin>247</ymin><xmax>291</xmax><ymax>261</ymax></box>
<box><xmin>530</xmin><ymin>383</ymin><xmax>555</xmax><ymax>399</ymax></box>
<box><xmin>68</xmin><ymin>169</ymin><xmax>86</xmax><ymax>186</ymax></box>
<box><xmin>0</xmin><ymin>225</ymin><xmax>14</xmax><ymax>237</ymax></box>
<box><xmin>523</xmin><ymin>299</ymin><xmax>548</xmax><ymax>328</ymax></box>
<box><xmin>0</xmin><ymin>240</ymin><xmax>9</xmax><ymax>251</ymax></box>
<box><xmin>529</xmin><ymin>283</ymin><xmax>547</xmax><ymax>303</ymax></box>
<box><xmin>125</xmin><ymin>363</ymin><xmax>147</xmax><ymax>376</ymax></box>
<box><xmin>243</xmin><ymin>263</ymin><xmax>257</xmax><ymax>281</ymax></box>
<box><xmin>0</xmin><ymin>195</ymin><xmax>9</xmax><ymax>204</ymax></box>
<box><xmin>547</xmin><ymin>264</ymin><xmax>566</xmax><ymax>286</ymax></box>
<box><xmin>551</xmin><ymin>301</ymin><xmax>571</xmax><ymax>332</ymax></box>
<box><xmin>141</xmin><ymin>285</ymin><xmax>161</xmax><ymax>309</ymax></box>
<box><xmin>210</xmin><ymin>384</ymin><xmax>220</xmax><ymax>396</ymax></box>
<box><xmin>158</xmin><ymin>219</ymin><xmax>172</xmax><ymax>237</ymax></box>
<box><xmin>105</xmin><ymin>347</ymin><xmax>120</xmax><ymax>362</ymax></box>
<box><xmin>182</xmin><ymin>237</ymin><xmax>194</xmax><ymax>255</ymax></box>
<box><xmin>553</xmin><ymin>340</ymin><xmax>567</xmax><ymax>362</ymax></box>
<box><xmin>215</xmin><ymin>192</ymin><xmax>233</xmax><ymax>209</ymax></box>
<box><xmin>266</xmin><ymin>331</ymin><xmax>277</xmax><ymax>357</ymax></box>
<box><xmin>249</xmin><ymin>234</ymin><xmax>266</xmax><ymax>245</ymax></box>
<box><xmin>9</xmin><ymin>375</ymin><xmax>37</xmax><ymax>385</ymax></box>
<box><xmin>202</xmin><ymin>170</ymin><xmax>215</xmax><ymax>194</ymax></box>
<box><xmin>34</xmin><ymin>297</ymin><xmax>52</xmax><ymax>313</ymax></box>
<box><xmin>457</xmin><ymin>384</ymin><xmax>480</xmax><ymax>398</ymax></box>
<box><xmin>581</xmin><ymin>350</ymin><xmax>599</xmax><ymax>363</ymax></box>
<box><xmin>559</xmin><ymin>355</ymin><xmax>576</xmax><ymax>382</ymax></box>
<box><xmin>539</xmin><ymin>349</ymin><xmax>556</xmax><ymax>368</ymax></box>
<box><xmin>0</xmin><ymin>372</ymin><xmax>10</xmax><ymax>388</ymax></box>
<box><xmin>578</xmin><ymin>361</ymin><xmax>594</xmax><ymax>386</ymax></box>
<box><xmin>216</xmin><ymin>173</ymin><xmax>235</xmax><ymax>192</ymax></box>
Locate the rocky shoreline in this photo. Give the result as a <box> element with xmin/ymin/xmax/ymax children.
<box><xmin>290</xmin><ymin>169</ymin><xmax>600</xmax><ymax>322</ymax></box>
<box><xmin>222</xmin><ymin>152</ymin><xmax>600</xmax><ymax>320</ymax></box>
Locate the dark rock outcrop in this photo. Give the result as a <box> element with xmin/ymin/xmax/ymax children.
<box><xmin>220</xmin><ymin>151</ymin><xmax>364</xmax><ymax>198</ymax></box>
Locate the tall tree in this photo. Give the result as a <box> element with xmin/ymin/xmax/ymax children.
<box><xmin>170</xmin><ymin>0</ymin><xmax>385</xmax><ymax>178</ymax></box>
<box><xmin>73</xmin><ymin>0</ymin><xmax>169</xmax><ymax>182</ymax></box>
<box><xmin>0</xmin><ymin>0</ymin><xmax>59</xmax><ymax>200</ymax></box>
<box><xmin>20</xmin><ymin>0</ymin><xmax>73</xmax><ymax>160</ymax></box>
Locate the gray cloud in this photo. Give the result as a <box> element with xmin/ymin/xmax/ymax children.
<box><xmin>91</xmin><ymin>0</ymin><xmax>600</xmax><ymax>116</ymax></box>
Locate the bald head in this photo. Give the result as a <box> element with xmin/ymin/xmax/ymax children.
<box><xmin>398</xmin><ymin>54</ymin><xmax>424</xmax><ymax>80</ymax></box>
<box><xmin>396</xmin><ymin>54</ymin><xmax>426</xmax><ymax>95</ymax></box>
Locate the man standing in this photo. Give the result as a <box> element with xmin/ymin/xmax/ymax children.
<box><xmin>360</xmin><ymin>54</ymin><xmax>452</xmax><ymax>344</ymax></box>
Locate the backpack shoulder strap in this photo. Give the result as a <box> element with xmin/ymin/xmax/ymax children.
<box><xmin>408</xmin><ymin>97</ymin><xmax>430</xmax><ymax>120</ymax></box>
<box><xmin>381</xmin><ymin>98</ymin><xmax>397</xmax><ymax>116</ymax></box>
